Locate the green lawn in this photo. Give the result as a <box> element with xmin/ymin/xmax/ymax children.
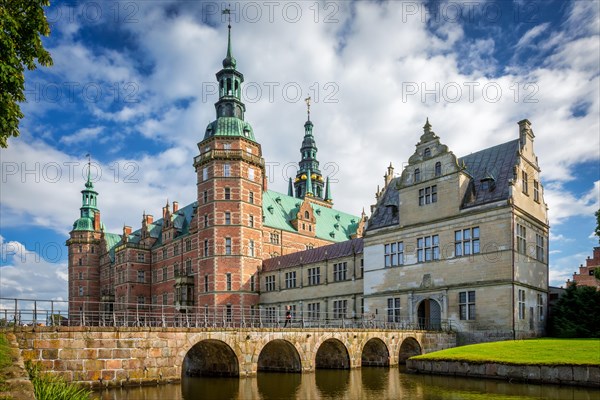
<box><xmin>412</xmin><ymin>338</ymin><xmax>600</xmax><ymax>366</ymax></box>
<box><xmin>0</xmin><ymin>333</ymin><xmax>13</xmax><ymax>398</ymax></box>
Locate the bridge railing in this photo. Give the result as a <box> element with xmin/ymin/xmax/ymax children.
<box><xmin>0</xmin><ymin>298</ymin><xmax>454</xmax><ymax>332</ymax></box>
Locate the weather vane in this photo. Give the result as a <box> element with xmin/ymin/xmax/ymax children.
<box><xmin>305</xmin><ymin>97</ymin><xmax>311</xmax><ymax>121</ymax></box>
<box><xmin>222</xmin><ymin>4</ymin><xmax>232</xmax><ymax>27</ymax></box>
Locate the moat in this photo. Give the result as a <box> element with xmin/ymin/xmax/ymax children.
<box><xmin>97</xmin><ymin>368</ymin><xmax>599</xmax><ymax>400</ymax></box>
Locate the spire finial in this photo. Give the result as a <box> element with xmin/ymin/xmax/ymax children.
<box><xmin>222</xmin><ymin>6</ymin><xmax>236</xmax><ymax>68</ymax></box>
<box><xmin>424</xmin><ymin>117</ymin><xmax>432</xmax><ymax>132</ymax></box>
<box><xmin>305</xmin><ymin>97</ymin><xmax>311</xmax><ymax>121</ymax></box>
<box><xmin>85</xmin><ymin>153</ymin><xmax>93</xmax><ymax>188</ymax></box>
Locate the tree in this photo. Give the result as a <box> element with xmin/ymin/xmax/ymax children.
<box><xmin>548</xmin><ymin>283</ymin><xmax>600</xmax><ymax>338</ymax></box>
<box><xmin>0</xmin><ymin>0</ymin><xmax>53</xmax><ymax>148</ymax></box>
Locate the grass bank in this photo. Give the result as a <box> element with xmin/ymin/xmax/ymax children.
<box><xmin>26</xmin><ymin>361</ymin><xmax>95</xmax><ymax>400</ymax></box>
<box><xmin>0</xmin><ymin>333</ymin><xmax>14</xmax><ymax>399</ymax></box>
<box><xmin>411</xmin><ymin>338</ymin><xmax>600</xmax><ymax>366</ymax></box>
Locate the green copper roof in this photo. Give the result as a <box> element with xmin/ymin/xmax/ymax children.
<box><xmin>103</xmin><ymin>232</ymin><xmax>122</xmax><ymax>262</ymax></box>
<box><xmin>73</xmin><ymin>217</ymin><xmax>94</xmax><ymax>231</ymax></box>
<box><xmin>262</xmin><ymin>190</ymin><xmax>359</xmax><ymax>242</ymax></box>
<box><xmin>204</xmin><ymin>117</ymin><xmax>256</xmax><ymax>142</ymax></box>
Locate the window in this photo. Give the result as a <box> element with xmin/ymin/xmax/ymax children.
<box><xmin>204</xmin><ymin>274</ymin><xmax>209</xmax><ymax>292</ymax></box>
<box><xmin>79</xmin><ymin>286</ymin><xmax>84</xmax><ymax>296</ymax></box>
<box><xmin>417</xmin><ymin>235</ymin><xmax>440</xmax><ymax>262</ymax></box>
<box><xmin>250</xmin><ymin>274</ymin><xmax>255</xmax><ymax>292</ymax></box>
<box><xmin>518</xmin><ymin>289</ymin><xmax>526</xmax><ymax>319</ymax></box>
<box><xmin>265</xmin><ymin>275</ymin><xmax>276</xmax><ymax>291</ymax></box>
<box><xmin>226</xmin><ymin>273</ymin><xmax>232</xmax><ymax>291</ymax></box>
<box><xmin>173</xmin><ymin>244</ymin><xmax>179</xmax><ymax>256</ymax></box>
<box><xmin>162</xmin><ymin>293</ymin><xmax>168</xmax><ymax>305</ymax></box>
<box><xmin>517</xmin><ymin>224</ymin><xmax>527</xmax><ymax>255</ymax></box>
<box><xmin>224</xmin><ymin>187</ymin><xmax>231</xmax><ymax>200</ymax></box>
<box><xmin>533</xmin><ymin>180</ymin><xmax>540</xmax><ymax>202</ymax></box>
<box><xmin>522</xmin><ymin>171</ymin><xmax>528</xmax><ymax>195</ymax></box>
<box><xmin>137</xmin><ymin>296</ymin><xmax>145</xmax><ymax>305</ymax></box>
<box><xmin>226</xmin><ymin>305</ymin><xmax>232</xmax><ymax>322</ymax></box>
<box><xmin>224</xmin><ymin>163</ymin><xmax>231</xmax><ymax>177</ymax></box>
<box><xmin>285</xmin><ymin>271</ymin><xmax>297</xmax><ymax>289</ymax></box>
<box><xmin>152</xmin><ymin>295</ymin><xmax>157</xmax><ymax>305</ymax></box>
<box><xmin>459</xmin><ymin>291</ymin><xmax>476</xmax><ymax>320</ymax></box>
<box><xmin>308</xmin><ymin>267</ymin><xmax>320</xmax><ymax>286</ymax></box>
<box><xmin>185</xmin><ymin>259</ymin><xmax>192</xmax><ymax>275</ymax></box>
<box><xmin>270</xmin><ymin>232</ymin><xmax>280</xmax><ymax>245</ymax></box>
<box><xmin>414</xmin><ymin>168</ymin><xmax>421</xmax><ymax>182</ymax></box>
<box><xmin>418</xmin><ymin>185</ymin><xmax>437</xmax><ymax>205</ymax></box>
<box><xmin>304</xmin><ymin>211</ymin><xmax>310</xmax><ymax>219</ymax></box>
<box><xmin>78</xmin><ymin>245</ymin><xmax>82</xmax><ymax>253</ymax></box>
<box><xmin>185</xmin><ymin>239</ymin><xmax>191</xmax><ymax>252</ymax></box>
<box><xmin>307</xmin><ymin>302</ymin><xmax>320</xmax><ymax>319</ymax></box>
<box><xmin>249</xmin><ymin>191</ymin><xmax>254</xmax><ymax>204</ymax></box>
<box><xmin>537</xmin><ymin>293</ymin><xmax>544</xmax><ymax>321</ymax></box>
<box><xmin>78</xmin><ymin>272</ymin><xmax>83</xmax><ymax>280</ymax></box>
<box><xmin>204</xmin><ymin>214</ymin><xmax>209</xmax><ymax>228</ymax></box>
<box><xmin>137</xmin><ymin>270</ymin><xmax>145</xmax><ymax>283</ymax></box>
<box><xmin>202</xmin><ymin>167</ymin><xmax>208</xmax><ymax>181</ymax></box>
<box><xmin>225</xmin><ymin>212</ymin><xmax>231</xmax><ymax>225</ymax></box>
<box><xmin>249</xmin><ymin>215</ymin><xmax>254</xmax><ymax>228</ymax></box>
<box><xmin>424</xmin><ymin>148</ymin><xmax>431</xmax><ymax>158</ymax></box>
<box><xmin>384</xmin><ymin>242</ymin><xmax>404</xmax><ymax>267</ymax></box>
<box><xmin>225</xmin><ymin>238</ymin><xmax>232</xmax><ymax>255</ymax></box>
<box><xmin>333</xmin><ymin>300</ymin><xmax>347</xmax><ymax>319</ymax></box>
<box><xmin>223</xmin><ymin>143</ymin><xmax>231</xmax><ymax>150</ymax></box>
<box><xmin>387</xmin><ymin>298</ymin><xmax>400</xmax><ymax>322</ymax></box>
<box><xmin>78</xmin><ymin>258</ymin><xmax>82</xmax><ymax>266</ymax></box>
<box><xmin>203</xmin><ymin>190</ymin><xmax>208</xmax><ymax>203</ymax></box>
<box><xmin>455</xmin><ymin>227</ymin><xmax>480</xmax><ymax>257</ymax></box>
<box><xmin>333</xmin><ymin>262</ymin><xmax>347</xmax><ymax>281</ymax></box>
<box><xmin>265</xmin><ymin>307</ymin><xmax>276</xmax><ymax>323</ymax></box>
<box><xmin>204</xmin><ymin>239</ymin><xmax>209</xmax><ymax>256</ymax></box>
<box><xmin>162</xmin><ymin>267</ymin><xmax>168</xmax><ymax>281</ymax></box>
<box><xmin>248</xmin><ymin>240</ymin><xmax>255</xmax><ymax>257</ymax></box>
<box><xmin>162</xmin><ymin>248</ymin><xmax>167</xmax><ymax>259</ymax></box>
<box><xmin>435</xmin><ymin>161</ymin><xmax>441</xmax><ymax>177</ymax></box>
<box><xmin>536</xmin><ymin>234</ymin><xmax>545</xmax><ymax>262</ymax></box>
<box><xmin>248</xmin><ymin>167</ymin><xmax>255</xmax><ymax>181</ymax></box>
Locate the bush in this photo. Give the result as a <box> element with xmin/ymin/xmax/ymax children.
<box><xmin>25</xmin><ymin>361</ymin><xmax>94</xmax><ymax>400</ymax></box>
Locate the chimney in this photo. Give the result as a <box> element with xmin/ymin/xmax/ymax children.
<box><xmin>93</xmin><ymin>211</ymin><xmax>101</xmax><ymax>231</ymax></box>
<box><xmin>263</xmin><ymin>174</ymin><xmax>268</xmax><ymax>191</ymax></box>
<box><xmin>518</xmin><ymin>119</ymin><xmax>534</xmax><ymax>149</ymax></box>
<box><xmin>173</xmin><ymin>201</ymin><xmax>179</xmax><ymax>213</ymax></box>
<box><xmin>124</xmin><ymin>226</ymin><xmax>132</xmax><ymax>236</ymax></box>
<box><xmin>146</xmin><ymin>215</ymin><xmax>154</xmax><ymax>225</ymax></box>
<box><xmin>162</xmin><ymin>206</ymin><xmax>167</xmax><ymax>219</ymax></box>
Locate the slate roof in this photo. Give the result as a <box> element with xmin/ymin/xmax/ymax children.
<box><xmin>262</xmin><ymin>237</ymin><xmax>363</xmax><ymax>272</ymax></box>
<box><xmin>366</xmin><ymin>139</ymin><xmax>520</xmax><ymax>232</ymax></box>
<box><xmin>459</xmin><ymin>139</ymin><xmax>519</xmax><ymax>209</ymax></box>
<box><xmin>365</xmin><ymin>177</ymin><xmax>401</xmax><ymax>231</ymax></box>
<box><xmin>262</xmin><ymin>190</ymin><xmax>360</xmax><ymax>242</ymax></box>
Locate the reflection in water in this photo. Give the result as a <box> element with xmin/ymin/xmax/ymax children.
<box><xmin>97</xmin><ymin>368</ymin><xmax>600</xmax><ymax>400</ymax></box>
<box><xmin>257</xmin><ymin>372</ymin><xmax>301</xmax><ymax>400</ymax></box>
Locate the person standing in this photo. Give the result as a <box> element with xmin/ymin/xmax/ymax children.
<box><xmin>284</xmin><ymin>305</ymin><xmax>291</xmax><ymax>327</ymax></box>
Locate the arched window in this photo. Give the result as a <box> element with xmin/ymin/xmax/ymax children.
<box><xmin>424</xmin><ymin>148</ymin><xmax>431</xmax><ymax>158</ymax></box>
<box><xmin>415</xmin><ymin>168</ymin><xmax>421</xmax><ymax>182</ymax></box>
<box><xmin>304</xmin><ymin>211</ymin><xmax>310</xmax><ymax>219</ymax></box>
<box><xmin>435</xmin><ymin>162</ymin><xmax>441</xmax><ymax>177</ymax></box>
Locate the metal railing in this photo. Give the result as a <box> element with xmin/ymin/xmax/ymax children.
<box><xmin>0</xmin><ymin>298</ymin><xmax>454</xmax><ymax>332</ymax></box>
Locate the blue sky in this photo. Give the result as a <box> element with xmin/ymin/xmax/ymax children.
<box><xmin>0</xmin><ymin>0</ymin><xmax>598</xmax><ymax>302</ymax></box>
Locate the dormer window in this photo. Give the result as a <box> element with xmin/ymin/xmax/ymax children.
<box><xmin>304</xmin><ymin>211</ymin><xmax>310</xmax><ymax>219</ymax></box>
<box><xmin>415</xmin><ymin>168</ymin><xmax>421</xmax><ymax>183</ymax></box>
<box><xmin>435</xmin><ymin>162</ymin><xmax>441</xmax><ymax>177</ymax></box>
<box><xmin>424</xmin><ymin>148</ymin><xmax>431</xmax><ymax>158</ymax></box>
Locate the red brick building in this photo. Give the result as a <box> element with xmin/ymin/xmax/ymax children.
<box><xmin>567</xmin><ymin>247</ymin><xmax>600</xmax><ymax>289</ymax></box>
<box><xmin>67</xmin><ymin>26</ymin><xmax>364</xmax><ymax>320</ymax></box>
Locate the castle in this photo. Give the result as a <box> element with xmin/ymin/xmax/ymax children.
<box><xmin>67</xmin><ymin>25</ymin><xmax>549</xmax><ymax>341</ymax></box>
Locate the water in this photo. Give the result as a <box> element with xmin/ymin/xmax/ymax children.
<box><xmin>97</xmin><ymin>367</ymin><xmax>598</xmax><ymax>400</ymax></box>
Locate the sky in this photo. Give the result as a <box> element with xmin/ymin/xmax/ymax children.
<box><xmin>0</xmin><ymin>0</ymin><xmax>599</xmax><ymax>307</ymax></box>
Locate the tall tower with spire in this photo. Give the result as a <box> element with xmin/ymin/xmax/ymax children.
<box><xmin>193</xmin><ymin>13</ymin><xmax>265</xmax><ymax>312</ymax></box>
<box><xmin>66</xmin><ymin>158</ymin><xmax>102</xmax><ymax>321</ymax></box>
<box><xmin>293</xmin><ymin>97</ymin><xmax>332</xmax><ymax>204</ymax></box>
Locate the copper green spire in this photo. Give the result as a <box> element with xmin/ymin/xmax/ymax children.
<box><xmin>324</xmin><ymin>176</ymin><xmax>332</xmax><ymax>203</ymax></box>
<box><xmin>288</xmin><ymin>177</ymin><xmax>294</xmax><ymax>197</ymax></box>
<box><xmin>73</xmin><ymin>155</ymin><xmax>99</xmax><ymax>231</ymax></box>
<box><xmin>305</xmin><ymin>169</ymin><xmax>313</xmax><ymax>196</ymax></box>
<box><xmin>222</xmin><ymin>8</ymin><xmax>236</xmax><ymax>69</ymax></box>
<box><xmin>294</xmin><ymin>98</ymin><xmax>325</xmax><ymax>200</ymax></box>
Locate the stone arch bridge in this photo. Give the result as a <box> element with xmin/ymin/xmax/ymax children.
<box><xmin>10</xmin><ymin>327</ymin><xmax>455</xmax><ymax>387</ymax></box>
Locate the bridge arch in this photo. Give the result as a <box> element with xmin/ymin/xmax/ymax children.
<box><xmin>361</xmin><ymin>337</ymin><xmax>389</xmax><ymax>367</ymax></box>
<box><xmin>257</xmin><ymin>339</ymin><xmax>302</xmax><ymax>373</ymax></box>
<box><xmin>398</xmin><ymin>336</ymin><xmax>422</xmax><ymax>364</ymax></box>
<box><xmin>182</xmin><ymin>339</ymin><xmax>239</xmax><ymax>377</ymax></box>
<box><xmin>315</xmin><ymin>338</ymin><xmax>351</xmax><ymax>369</ymax></box>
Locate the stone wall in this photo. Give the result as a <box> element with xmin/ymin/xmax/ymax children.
<box><xmin>406</xmin><ymin>359</ymin><xmax>600</xmax><ymax>387</ymax></box>
<box><xmin>10</xmin><ymin>326</ymin><xmax>455</xmax><ymax>388</ymax></box>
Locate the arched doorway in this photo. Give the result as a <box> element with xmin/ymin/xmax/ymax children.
<box><xmin>315</xmin><ymin>338</ymin><xmax>350</xmax><ymax>369</ymax></box>
<box><xmin>182</xmin><ymin>339</ymin><xmax>239</xmax><ymax>377</ymax></box>
<box><xmin>398</xmin><ymin>337</ymin><xmax>422</xmax><ymax>364</ymax></box>
<box><xmin>361</xmin><ymin>338</ymin><xmax>389</xmax><ymax>367</ymax></box>
<box><xmin>257</xmin><ymin>339</ymin><xmax>302</xmax><ymax>372</ymax></box>
<box><xmin>417</xmin><ymin>298</ymin><xmax>441</xmax><ymax>330</ymax></box>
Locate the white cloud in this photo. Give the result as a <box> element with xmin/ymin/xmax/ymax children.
<box><xmin>516</xmin><ymin>23</ymin><xmax>550</xmax><ymax>49</ymax></box>
<box><xmin>544</xmin><ymin>181</ymin><xmax>600</xmax><ymax>225</ymax></box>
<box><xmin>60</xmin><ymin>126</ymin><xmax>104</xmax><ymax>145</ymax></box>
